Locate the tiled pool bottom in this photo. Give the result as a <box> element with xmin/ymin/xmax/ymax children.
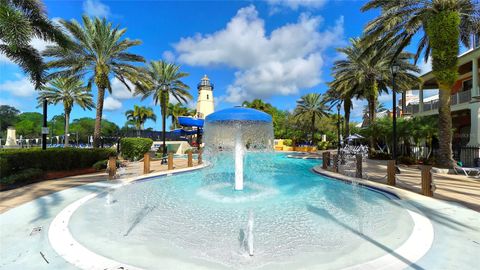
<box><xmin>0</xmin><ymin>155</ymin><xmax>479</xmax><ymax>269</ymax></box>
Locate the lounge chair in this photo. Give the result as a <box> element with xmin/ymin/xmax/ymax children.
<box><xmin>454</xmin><ymin>165</ymin><xmax>480</xmax><ymax>178</ymax></box>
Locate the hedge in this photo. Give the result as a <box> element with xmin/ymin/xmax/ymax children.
<box><xmin>0</xmin><ymin>148</ymin><xmax>116</xmax><ymax>178</ymax></box>
<box><xmin>120</xmin><ymin>138</ymin><xmax>153</xmax><ymax>161</ymax></box>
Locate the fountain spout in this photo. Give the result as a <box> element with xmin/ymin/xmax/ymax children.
<box><xmin>247</xmin><ymin>211</ymin><xmax>254</xmax><ymax>256</ymax></box>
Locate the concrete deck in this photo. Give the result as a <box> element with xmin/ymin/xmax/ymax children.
<box><xmin>359</xmin><ymin>159</ymin><xmax>480</xmax><ymax>212</ymax></box>
<box><xmin>0</xmin><ymin>158</ymin><xmax>198</xmax><ymax>214</ymax></box>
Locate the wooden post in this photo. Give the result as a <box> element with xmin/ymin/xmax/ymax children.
<box><xmin>187</xmin><ymin>151</ymin><xmax>193</xmax><ymax>167</ymax></box>
<box><xmin>387</xmin><ymin>160</ymin><xmax>396</xmax><ymax>186</ymax></box>
<box><xmin>198</xmin><ymin>149</ymin><xmax>203</xmax><ymax>164</ymax></box>
<box><xmin>108</xmin><ymin>156</ymin><xmax>116</xmax><ymax>179</ymax></box>
<box><xmin>168</xmin><ymin>153</ymin><xmax>174</xmax><ymax>170</ymax></box>
<box><xmin>421</xmin><ymin>166</ymin><xmax>433</xmax><ymax>197</ymax></box>
<box><xmin>355</xmin><ymin>154</ymin><xmax>362</xmax><ymax>178</ymax></box>
<box><xmin>143</xmin><ymin>153</ymin><xmax>150</xmax><ymax>174</ymax></box>
<box><xmin>333</xmin><ymin>154</ymin><xmax>339</xmax><ymax>173</ymax></box>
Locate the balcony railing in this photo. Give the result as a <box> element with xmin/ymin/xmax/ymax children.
<box><xmin>406</xmin><ymin>89</ymin><xmax>471</xmax><ymax>114</ymax></box>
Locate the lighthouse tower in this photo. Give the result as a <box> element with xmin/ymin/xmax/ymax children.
<box><xmin>196</xmin><ymin>75</ymin><xmax>215</xmax><ymax>119</ymax></box>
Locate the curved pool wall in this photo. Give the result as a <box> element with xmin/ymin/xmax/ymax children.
<box><xmin>1</xmin><ymin>153</ymin><xmax>479</xmax><ymax>270</ymax></box>
<box><xmin>62</xmin><ymin>154</ymin><xmax>418</xmax><ymax>269</ymax></box>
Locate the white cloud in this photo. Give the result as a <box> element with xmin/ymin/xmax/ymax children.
<box><xmin>0</xmin><ymin>38</ymin><xmax>53</xmax><ymax>64</ymax></box>
<box><xmin>110</xmin><ymin>77</ymin><xmax>135</xmax><ymax>99</ymax></box>
<box><xmin>0</xmin><ymin>76</ymin><xmax>36</xmax><ymax>97</ymax></box>
<box><xmin>82</xmin><ymin>0</ymin><xmax>111</xmax><ymax>18</ymax></box>
<box><xmin>350</xmin><ymin>98</ymin><xmax>367</xmax><ymax>119</ymax></box>
<box><xmin>174</xmin><ymin>6</ymin><xmax>344</xmax><ymax>103</ymax></box>
<box><xmin>0</xmin><ymin>97</ymin><xmax>23</xmax><ymax>109</ymax></box>
<box><xmin>162</xmin><ymin>50</ymin><xmax>176</xmax><ymax>62</ymax></box>
<box><xmin>267</xmin><ymin>0</ymin><xmax>328</xmax><ymax>10</ymax></box>
<box><xmin>418</xmin><ymin>58</ymin><xmax>432</xmax><ymax>75</ymax></box>
<box><xmin>103</xmin><ymin>96</ymin><xmax>122</xmax><ymax>111</ymax></box>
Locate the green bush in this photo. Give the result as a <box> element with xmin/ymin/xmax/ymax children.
<box><xmin>0</xmin><ymin>148</ymin><xmax>116</xmax><ymax>178</ymax></box>
<box><xmin>369</xmin><ymin>151</ymin><xmax>392</xmax><ymax>160</ymax></box>
<box><xmin>120</xmin><ymin>138</ymin><xmax>153</xmax><ymax>161</ymax></box>
<box><xmin>317</xmin><ymin>141</ymin><xmax>331</xmax><ymax>150</ymax></box>
<box><xmin>398</xmin><ymin>156</ymin><xmax>417</xmax><ymax>165</ymax></box>
<box><xmin>92</xmin><ymin>159</ymin><xmax>121</xmax><ymax>171</ymax></box>
<box><xmin>283</xmin><ymin>139</ymin><xmax>293</xmax><ymax>146</ymax></box>
<box><xmin>0</xmin><ymin>168</ymin><xmax>44</xmax><ymax>187</ymax></box>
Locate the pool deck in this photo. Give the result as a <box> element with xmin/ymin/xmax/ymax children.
<box><xmin>0</xmin><ymin>158</ymin><xmax>199</xmax><ymax>214</ymax></box>
<box><xmin>284</xmin><ymin>151</ymin><xmax>480</xmax><ymax>212</ymax></box>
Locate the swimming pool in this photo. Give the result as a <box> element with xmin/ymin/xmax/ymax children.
<box><xmin>61</xmin><ymin>153</ymin><xmax>419</xmax><ymax>269</ymax></box>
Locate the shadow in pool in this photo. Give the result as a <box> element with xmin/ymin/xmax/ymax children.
<box><xmin>123</xmin><ymin>205</ymin><xmax>157</xmax><ymax>237</ymax></box>
<box><xmin>306</xmin><ymin>204</ymin><xmax>425</xmax><ymax>270</ymax></box>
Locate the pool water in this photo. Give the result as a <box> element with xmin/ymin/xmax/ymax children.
<box><xmin>69</xmin><ymin>153</ymin><xmax>414</xmax><ymax>269</ymax></box>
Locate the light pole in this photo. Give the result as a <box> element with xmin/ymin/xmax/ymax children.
<box><xmin>391</xmin><ymin>63</ymin><xmax>400</xmax><ymax>162</ymax></box>
<box><xmin>337</xmin><ymin>103</ymin><xmax>341</xmax><ymax>153</ymax></box>
<box><xmin>161</xmin><ymin>83</ymin><xmax>168</xmax><ymax>164</ymax></box>
<box><xmin>42</xmin><ymin>98</ymin><xmax>48</xmax><ymax>150</ymax></box>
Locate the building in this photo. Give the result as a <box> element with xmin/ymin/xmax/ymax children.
<box><xmin>196</xmin><ymin>75</ymin><xmax>215</xmax><ymax>119</ymax></box>
<box><xmin>403</xmin><ymin>45</ymin><xmax>479</xmax><ymax>165</ymax></box>
<box><xmin>404</xmin><ymin>46</ymin><xmax>479</xmax><ymax>147</ymax></box>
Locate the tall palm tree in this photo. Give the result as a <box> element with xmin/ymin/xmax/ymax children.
<box><xmin>325</xmin><ymin>82</ymin><xmax>361</xmax><ymax>139</ymax></box>
<box><xmin>43</xmin><ymin>15</ymin><xmax>146</xmax><ymax>147</ymax></box>
<box><xmin>294</xmin><ymin>93</ymin><xmax>330</xmax><ymax>144</ymax></box>
<box><xmin>0</xmin><ymin>0</ymin><xmax>70</xmax><ymax>88</ymax></box>
<box><xmin>136</xmin><ymin>60</ymin><xmax>192</xmax><ymax>158</ymax></box>
<box><xmin>331</xmin><ymin>37</ymin><xmax>419</xmax><ymax>153</ymax></box>
<box><xmin>37</xmin><ymin>77</ymin><xmax>94</xmax><ymax>147</ymax></box>
<box><xmin>124</xmin><ymin>105</ymin><xmax>156</xmax><ymax>134</ymax></box>
<box><xmin>362</xmin><ymin>0</ymin><xmax>479</xmax><ymax>167</ymax></box>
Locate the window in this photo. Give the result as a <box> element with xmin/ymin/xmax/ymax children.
<box><xmin>462</xmin><ymin>79</ymin><xmax>472</xmax><ymax>92</ymax></box>
<box><xmin>207</xmin><ymin>94</ymin><xmax>209</xmax><ymax>100</ymax></box>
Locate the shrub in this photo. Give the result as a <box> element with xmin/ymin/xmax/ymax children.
<box><xmin>317</xmin><ymin>141</ymin><xmax>330</xmax><ymax>150</ymax></box>
<box><xmin>92</xmin><ymin>159</ymin><xmax>120</xmax><ymax>171</ymax></box>
<box><xmin>283</xmin><ymin>139</ymin><xmax>293</xmax><ymax>146</ymax></box>
<box><xmin>369</xmin><ymin>151</ymin><xmax>392</xmax><ymax>160</ymax></box>
<box><xmin>0</xmin><ymin>148</ymin><xmax>116</xmax><ymax>178</ymax></box>
<box><xmin>398</xmin><ymin>156</ymin><xmax>417</xmax><ymax>165</ymax></box>
<box><xmin>0</xmin><ymin>168</ymin><xmax>44</xmax><ymax>188</ymax></box>
<box><xmin>120</xmin><ymin>138</ymin><xmax>153</xmax><ymax>161</ymax></box>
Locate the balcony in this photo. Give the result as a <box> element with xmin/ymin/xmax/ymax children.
<box><xmin>405</xmin><ymin>89</ymin><xmax>472</xmax><ymax>115</ymax></box>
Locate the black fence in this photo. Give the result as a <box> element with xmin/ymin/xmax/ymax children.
<box><xmin>457</xmin><ymin>146</ymin><xmax>480</xmax><ymax>167</ymax></box>
<box><xmin>120</xmin><ymin>130</ymin><xmax>188</xmax><ymax>141</ymax></box>
<box><xmin>398</xmin><ymin>144</ymin><xmax>479</xmax><ymax>167</ymax></box>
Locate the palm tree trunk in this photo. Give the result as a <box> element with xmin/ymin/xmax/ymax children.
<box><xmin>64</xmin><ymin>110</ymin><xmax>70</xmax><ymax>147</ymax></box>
<box><xmin>311</xmin><ymin>114</ymin><xmax>316</xmax><ymax>145</ymax></box>
<box><xmin>344</xmin><ymin>99</ymin><xmax>351</xmax><ymax>138</ymax></box>
<box><xmin>368</xmin><ymin>95</ymin><xmax>376</xmax><ymax>154</ymax></box>
<box><xmin>437</xmin><ymin>83</ymin><xmax>455</xmax><ymax>167</ymax></box>
<box><xmin>93</xmin><ymin>87</ymin><xmax>105</xmax><ymax>148</ymax></box>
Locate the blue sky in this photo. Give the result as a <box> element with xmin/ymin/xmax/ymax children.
<box><xmin>0</xmin><ymin>0</ymin><xmax>434</xmax><ymax>129</ymax></box>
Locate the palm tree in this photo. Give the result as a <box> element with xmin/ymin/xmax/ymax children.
<box><xmin>294</xmin><ymin>93</ymin><xmax>330</xmax><ymax>144</ymax></box>
<box><xmin>135</xmin><ymin>60</ymin><xmax>192</xmax><ymax>158</ymax></box>
<box><xmin>0</xmin><ymin>0</ymin><xmax>69</xmax><ymax>88</ymax></box>
<box><xmin>331</xmin><ymin>37</ymin><xmax>419</xmax><ymax>153</ymax></box>
<box><xmin>37</xmin><ymin>77</ymin><xmax>94</xmax><ymax>147</ymax></box>
<box><xmin>43</xmin><ymin>15</ymin><xmax>146</xmax><ymax>148</ymax></box>
<box><xmin>361</xmin><ymin>0</ymin><xmax>479</xmax><ymax>167</ymax></box>
<box><xmin>242</xmin><ymin>99</ymin><xmax>274</xmax><ymax>114</ymax></box>
<box><xmin>124</xmin><ymin>105</ymin><xmax>156</xmax><ymax>135</ymax></box>
<box><xmin>167</xmin><ymin>103</ymin><xmax>195</xmax><ymax>129</ymax></box>
<box><xmin>325</xmin><ymin>81</ymin><xmax>361</xmax><ymax>139</ymax></box>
